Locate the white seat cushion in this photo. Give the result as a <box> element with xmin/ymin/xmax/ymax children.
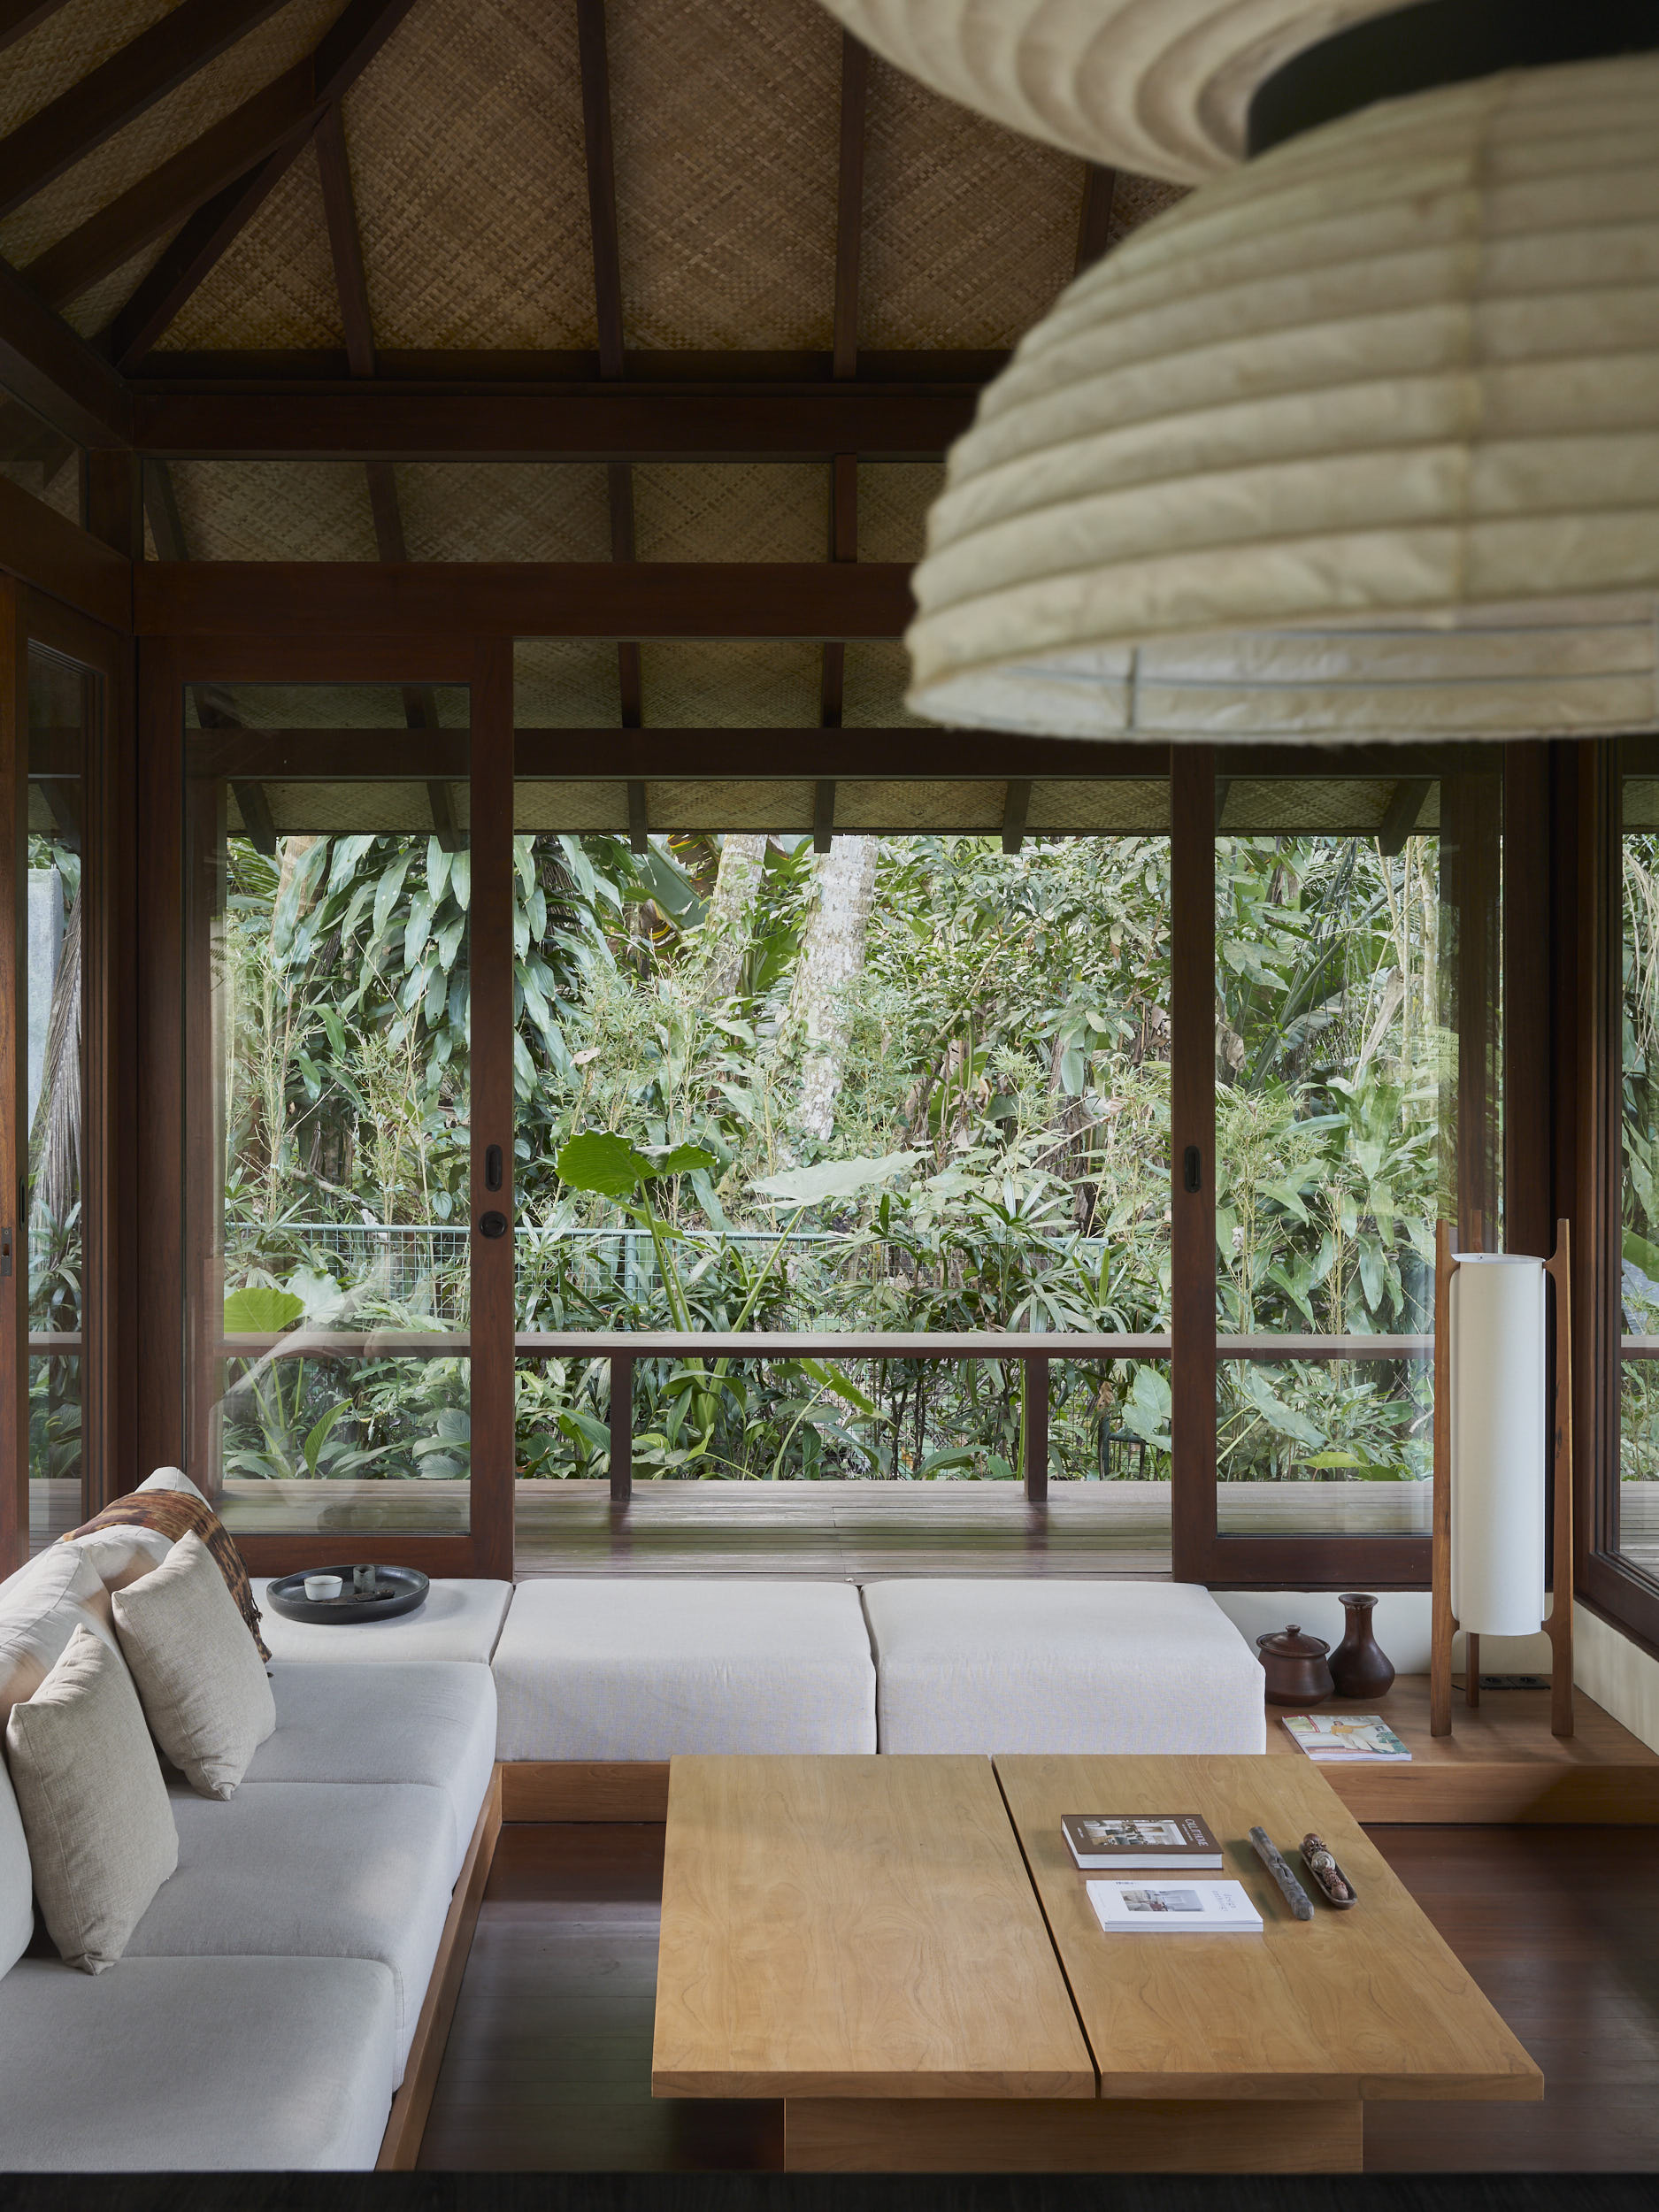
<box><xmin>0</xmin><ymin>1954</ymin><xmax>396</xmax><ymax>2170</ymax></box>
<box><xmin>861</xmin><ymin>1579</ymin><xmax>1266</xmax><ymax>1755</ymax></box>
<box><xmin>245</xmin><ymin>1661</ymin><xmax>495</xmax><ymax>1882</ymax></box>
<box><xmin>493</xmin><ymin>1578</ymin><xmax>877</xmax><ymax>1761</ymax></box>
<box><xmin>250</xmin><ymin>1577</ymin><xmax>512</xmax><ymax>1665</ymax></box>
<box><xmin>126</xmin><ymin>1781</ymin><xmax>456</xmax><ymax>2079</ymax></box>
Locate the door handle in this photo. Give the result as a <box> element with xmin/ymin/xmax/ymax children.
<box><xmin>478</xmin><ymin>1211</ymin><xmax>509</xmax><ymax>1240</ymax></box>
<box><xmin>1183</xmin><ymin>1145</ymin><xmax>1202</xmax><ymax>1194</ymax></box>
<box><xmin>485</xmin><ymin>1144</ymin><xmax>503</xmax><ymax>1192</ymax></box>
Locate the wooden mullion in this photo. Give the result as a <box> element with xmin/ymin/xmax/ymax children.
<box><xmin>469</xmin><ymin>638</ymin><xmax>515</xmax><ymax>1581</ymax></box>
<box><xmin>1170</xmin><ymin>743</ymin><xmax>1216</xmax><ymax>1583</ymax></box>
<box><xmin>0</xmin><ymin>580</ymin><xmax>25</xmax><ymax>1567</ymax></box>
<box><xmin>577</xmin><ymin>0</ymin><xmax>625</xmax><ymax>380</ymax></box>
<box><xmin>832</xmin><ymin>32</ymin><xmax>868</xmax><ymax>381</ymax></box>
<box><xmin>0</xmin><ymin>0</ymin><xmax>290</xmax><ymax>221</ymax></box>
<box><xmin>134</xmin><ymin>641</ymin><xmax>186</xmax><ymax>1475</ymax></box>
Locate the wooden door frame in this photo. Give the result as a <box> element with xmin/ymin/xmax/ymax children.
<box><xmin>136</xmin><ymin>633</ymin><xmax>511</xmax><ymax>1580</ymax></box>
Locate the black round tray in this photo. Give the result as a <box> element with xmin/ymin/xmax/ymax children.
<box><xmin>265</xmin><ymin>1565</ymin><xmax>430</xmax><ymax>1624</ymax></box>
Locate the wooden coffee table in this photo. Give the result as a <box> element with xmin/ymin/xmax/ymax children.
<box><xmin>651</xmin><ymin>1752</ymin><xmax>1541</xmax><ymax>2171</ymax></box>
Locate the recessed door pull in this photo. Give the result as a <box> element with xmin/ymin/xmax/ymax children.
<box><xmin>479</xmin><ymin>1211</ymin><xmax>509</xmax><ymax>1239</ymax></box>
<box><xmin>0</xmin><ymin>1226</ymin><xmax>11</xmax><ymax>1279</ymax></box>
<box><xmin>1183</xmin><ymin>1146</ymin><xmax>1202</xmax><ymax>1193</ymax></box>
<box><xmin>485</xmin><ymin>1144</ymin><xmax>503</xmax><ymax>1191</ymax></box>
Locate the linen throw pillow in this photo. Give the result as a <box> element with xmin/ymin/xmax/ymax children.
<box><xmin>5</xmin><ymin>1624</ymin><xmax>179</xmax><ymax>1973</ymax></box>
<box><xmin>0</xmin><ymin>1544</ymin><xmax>119</xmax><ymax>1725</ymax></box>
<box><xmin>111</xmin><ymin>1532</ymin><xmax>276</xmax><ymax>1798</ymax></box>
<box><xmin>0</xmin><ymin>1737</ymin><xmax>35</xmax><ymax>1978</ymax></box>
<box><xmin>64</xmin><ymin>1474</ymin><xmax>269</xmax><ymax>1662</ymax></box>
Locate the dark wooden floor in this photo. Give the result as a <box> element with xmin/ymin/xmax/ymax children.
<box><xmin>419</xmin><ymin>1821</ymin><xmax>1659</xmax><ymax>2173</ymax></box>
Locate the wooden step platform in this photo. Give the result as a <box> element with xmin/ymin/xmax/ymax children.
<box><xmin>1266</xmin><ymin>1677</ymin><xmax>1659</xmax><ymax>1823</ymax></box>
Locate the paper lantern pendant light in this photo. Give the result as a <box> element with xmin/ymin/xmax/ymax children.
<box><xmin>1449</xmin><ymin>1256</ymin><xmax>1547</xmax><ymax>1640</ymax></box>
<box><xmin>902</xmin><ymin>54</ymin><xmax>1659</xmax><ymax>742</ymax></box>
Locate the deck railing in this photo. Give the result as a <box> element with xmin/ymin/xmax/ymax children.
<box><xmin>206</xmin><ymin>1325</ymin><xmax>1435</xmax><ymax>1502</ymax></box>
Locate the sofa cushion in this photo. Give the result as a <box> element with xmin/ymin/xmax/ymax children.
<box><xmin>0</xmin><ymin>1740</ymin><xmax>35</xmax><ymax>1979</ymax></box>
<box><xmin>244</xmin><ymin>1661</ymin><xmax>495</xmax><ymax>1883</ymax></box>
<box><xmin>6</xmin><ymin>1627</ymin><xmax>180</xmax><ymax>1974</ymax></box>
<box><xmin>125</xmin><ymin>1780</ymin><xmax>455</xmax><ymax>2079</ymax></box>
<box><xmin>0</xmin><ymin>1546</ymin><xmax>119</xmax><ymax>1724</ymax></box>
<box><xmin>66</xmin><ymin>1476</ymin><xmax>269</xmax><ymax>1661</ymax></box>
<box><xmin>251</xmin><ymin>1576</ymin><xmax>512</xmax><ymax>1665</ymax></box>
<box><xmin>0</xmin><ymin>1955</ymin><xmax>396</xmax><ymax>2170</ymax></box>
<box><xmin>493</xmin><ymin>1578</ymin><xmax>877</xmax><ymax>1762</ymax></box>
<box><xmin>112</xmin><ymin>1532</ymin><xmax>277</xmax><ymax>1800</ymax></box>
<box><xmin>860</xmin><ymin>1579</ymin><xmax>1267</xmax><ymax>1755</ymax></box>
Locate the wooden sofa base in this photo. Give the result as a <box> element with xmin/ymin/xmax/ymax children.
<box><xmin>377</xmin><ymin>1766</ymin><xmax>503</xmax><ymax>2171</ymax></box>
<box><xmin>503</xmin><ymin>1759</ymin><xmax>672</xmax><ymax>1821</ymax></box>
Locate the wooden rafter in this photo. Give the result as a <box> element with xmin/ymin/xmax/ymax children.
<box><xmin>823</xmin><ymin>35</ymin><xmax>868</xmax><ymax>731</ymax></box>
<box><xmin>576</xmin><ymin>0</ymin><xmax>641</xmax><ymax>731</ymax></box>
<box><xmin>0</xmin><ymin>255</ymin><xmax>128</xmax><ymax>448</ymax></box>
<box><xmin>102</xmin><ymin>0</ymin><xmax>424</xmax><ymax>373</ymax></box>
<box><xmin>313</xmin><ymin>96</ymin><xmax>449</xmax><ymax>826</ymax></box>
<box><xmin>0</xmin><ymin>0</ymin><xmax>290</xmax><ymax>220</ymax></box>
<box><xmin>1074</xmin><ymin>164</ymin><xmax>1118</xmax><ymax>273</ymax></box>
<box><xmin>0</xmin><ymin>2</ymin><xmax>69</xmax><ymax>58</ymax></box>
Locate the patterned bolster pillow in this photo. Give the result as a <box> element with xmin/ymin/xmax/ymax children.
<box><xmin>64</xmin><ymin>1472</ymin><xmax>270</xmax><ymax>1663</ymax></box>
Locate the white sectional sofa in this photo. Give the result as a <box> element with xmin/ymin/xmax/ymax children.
<box><xmin>1</xmin><ymin>1546</ymin><xmax>1266</xmax><ymax>2172</ymax></box>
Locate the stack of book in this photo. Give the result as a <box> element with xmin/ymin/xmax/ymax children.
<box><xmin>1281</xmin><ymin>1714</ymin><xmax>1410</xmax><ymax>1762</ymax></box>
<box><xmin>1087</xmin><ymin>1879</ymin><xmax>1263</xmax><ymax>1933</ymax></box>
<box><xmin>1061</xmin><ymin>1814</ymin><xmax>1222</xmax><ymax>1870</ymax></box>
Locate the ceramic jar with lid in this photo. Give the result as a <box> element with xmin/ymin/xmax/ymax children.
<box><xmin>1255</xmin><ymin>1623</ymin><xmax>1335</xmax><ymax>1707</ymax></box>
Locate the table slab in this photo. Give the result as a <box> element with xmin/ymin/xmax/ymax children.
<box><xmin>996</xmin><ymin>1753</ymin><xmax>1543</xmax><ymax>2104</ymax></box>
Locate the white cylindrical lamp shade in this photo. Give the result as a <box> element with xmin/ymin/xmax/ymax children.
<box><xmin>903</xmin><ymin>57</ymin><xmax>1659</xmax><ymax>743</ymax></box>
<box><xmin>1449</xmin><ymin>1255</ymin><xmax>1547</xmax><ymax>1639</ymax></box>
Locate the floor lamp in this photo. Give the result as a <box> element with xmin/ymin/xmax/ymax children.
<box><xmin>1431</xmin><ymin>1222</ymin><xmax>1574</xmax><ymax>1740</ymax></box>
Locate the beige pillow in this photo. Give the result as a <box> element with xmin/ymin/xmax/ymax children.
<box><xmin>0</xmin><ymin>1545</ymin><xmax>119</xmax><ymax>1725</ymax></box>
<box><xmin>111</xmin><ymin>1531</ymin><xmax>276</xmax><ymax>1799</ymax></box>
<box><xmin>65</xmin><ymin>1524</ymin><xmax>173</xmax><ymax>1594</ymax></box>
<box><xmin>5</xmin><ymin>1624</ymin><xmax>179</xmax><ymax>1972</ymax></box>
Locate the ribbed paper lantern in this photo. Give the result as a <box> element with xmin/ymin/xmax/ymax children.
<box><xmin>903</xmin><ymin>56</ymin><xmax>1659</xmax><ymax>741</ymax></box>
<box><xmin>812</xmin><ymin>0</ymin><xmax>1396</xmax><ymax>183</ymax></box>
<box><xmin>1449</xmin><ymin>1256</ymin><xmax>1547</xmax><ymax>1640</ymax></box>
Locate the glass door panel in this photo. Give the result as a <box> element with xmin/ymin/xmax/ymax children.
<box><xmin>183</xmin><ymin>688</ymin><xmax>472</xmax><ymax>1538</ymax></box>
<box><xmin>1212</xmin><ymin>765</ymin><xmax>1502</xmax><ymax>1540</ymax></box>
<box><xmin>26</xmin><ymin>645</ymin><xmax>91</xmax><ymax>1550</ymax></box>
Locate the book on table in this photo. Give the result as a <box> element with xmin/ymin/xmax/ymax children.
<box><xmin>1281</xmin><ymin>1713</ymin><xmax>1411</xmax><ymax>1761</ymax></box>
<box><xmin>1087</xmin><ymin>1879</ymin><xmax>1263</xmax><ymax>1933</ymax></box>
<box><xmin>1061</xmin><ymin>1814</ymin><xmax>1223</xmax><ymax>1869</ymax></box>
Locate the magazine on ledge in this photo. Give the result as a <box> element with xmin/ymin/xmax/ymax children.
<box><xmin>1281</xmin><ymin>1713</ymin><xmax>1411</xmax><ymax>1761</ymax></box>
<box><xmin>1062</xmin><ymin>1815</ymin><xmax>1224</xmax><ymax>1870</ymax></box>
<box><xmin>1087</xmin><ymin>1879</ymin><xmax>1263</xmax><ymax>1933</ymax></box>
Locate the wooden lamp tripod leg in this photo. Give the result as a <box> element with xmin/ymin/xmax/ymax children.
<box><xmin>1544</xmin><ymin>1217</ymin><xmax>1575</xmax><ymax>1739</ymax></box>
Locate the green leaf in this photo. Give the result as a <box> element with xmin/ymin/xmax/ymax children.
<box><xmin>302</xmin><ymin>1399</ymin><xmax>351</xmax><ymax>1474</ymax></box>
<box><xmin>557</xmin><ymin>1130</ymin><xmax>649</xmax><ymax>1199</ymax></box>
<box><xmin>798</xmin><ymin>1356</ymin><xmax>881</xmax><ymax>1420</ymax></box>
<box><xmin>649</xmin><ymin>1142</ymin><xmax>717</xmax><ymax>1180</ymax></box>
<box><xmin>750</xmin><ymin>1150</ymin><xmax>918</xmax><ymax>1205</ymax></box>
<box><xmin>372</xmin><ymin>850</ymin><xmax>413</xmax><ymax>939</ymax></box>
<box><xmin>223</xmin><ymin>1285</ymin><xmax>305</xmax><ymax>1334</ymax></box>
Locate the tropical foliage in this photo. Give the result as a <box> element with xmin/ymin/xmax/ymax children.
<box><xmin>208</xmin><ymin>815</ymin><xmax>1453</xmax><ymax>1488</ymax></box>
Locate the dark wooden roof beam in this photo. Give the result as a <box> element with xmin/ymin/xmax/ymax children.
<box><xmin>576</xmin><ymin>0</ymin><xmax>625</xmax><ymax>380</ymax></box>
<box><xmin>0</xmin><ymin>255</ymin><xmax>129</xmax><ymax>447</ymax></box>
<box><xmin>0</xmin><ymin>2</ymin><xmax>71</xmax><ymax>58</ymax></box>
<box><xmin>103</xmin><ymin>0</ymin><xmax>424</xmax><ymax>372</ymax></box>
<box><xmin>1001</xmin><ymin>777</ymin><xmax>1032</xmax><ymax>855</ymax></box>
<box><xmin>813</xmin><ymin>780</ymin><xmax>835</xmax><ymax>853</ymax></box>
<box><xmin>1075</xmin><ymin>164</ymin><xmax>1118</xmax><ymax>274</ymax></box>
<box><xmin>315</xmin><ymin>102</ymin><xmax>376</xmax><ymax>378</ymax></box>
<box><xmin>0</xmin><ymin>0</ymin><xmax>291</xmax><ymax>219</ymax></box>
<box><xmin>832</xmin><ymin>33</ymin><xmax>868</xmax><ymax>382</ymax></box>
<box><xmin>626</xmin><ymin>780</ymin><xmax>648</xmax><ymax>853</ymax></box>
<box><xmin>132</xmin><ymin>388</ymin><xmax>974</xmax><ymax>457</ymax></box>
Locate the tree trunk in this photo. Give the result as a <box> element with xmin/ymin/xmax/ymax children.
<box><xmin>700</xmin><ymin>832</ymin><xmax>767</xmax><ymax>1002</ymax></box>
<box><xmin>793</xmin><ymin>836</ymin><xmax>878</xmax><ymax>1143</ymax></box>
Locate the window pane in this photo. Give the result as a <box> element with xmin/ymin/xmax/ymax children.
<box><xmin>184</xmin><ymin>691</ymin><xmax>472</xmax><ymax>1537</ymax></box>
<box><xmin>27</xmin><ymin>647</ymin><xmax>90</xmax><ymax>1550</ymax></box>
<box><xmin>1619</xmin><ymin>775</ymin><xmax>1659</xmax><ymax>1577</ymax></box>
<box><xmin>509</xmin><ymin>764</ymin><xmax>1173</xmax><ymax>1564</ymax></box>
<box><xmin>1214</xmin><ymin>769</ymin><xmax>1502</xmax><ymax>1539</ymax></box>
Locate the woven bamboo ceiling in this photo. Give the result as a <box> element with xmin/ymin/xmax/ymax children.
<box><xmin>0</xmin><ymin>0</ymin><xmax>1193</xmax><ymax>741</ymax></box>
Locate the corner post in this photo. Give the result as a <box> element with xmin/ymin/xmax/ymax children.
<box><xmin>610</xmin><ymin>1351</ymin><xmax>633</xmax><ymax>1504</ymax></box>
<box><xmin>1431</xmin><ymin>1220</ymin><xmax>1457</xmax><ymax>1736</ymax></box>
<box><xmin>1023</xmin><ymin>1356</ymin><xmax>1048</xmax><ymax>1502</ymax></box>
<box><xmin>1545</xmin><ymin>1217</ymin><xmax>1576</xmax><ymax>1737</ymax></box>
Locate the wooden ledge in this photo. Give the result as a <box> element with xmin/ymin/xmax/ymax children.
<box><xmin>1266</xmin><ymin>1677</ymin><xmax>1659</xmax><ymax>1823</ymax></box>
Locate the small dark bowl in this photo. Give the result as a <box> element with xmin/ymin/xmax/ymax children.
<box><xmin>265</xmin><ymin>1565</ymin><xmax>430</xmax><ymax>1624</ymax></box>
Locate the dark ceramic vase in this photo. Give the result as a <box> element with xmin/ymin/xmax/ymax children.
<box><xmin>1329</xmin><ymin>1592</ymin><xmax>1395</xmax><ymax>1700</ymax></box>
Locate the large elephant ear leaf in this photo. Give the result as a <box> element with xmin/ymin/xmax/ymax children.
<box><xmin>557</xmin><ymin>1129</ymin><xmax>649</xmax><ymax>1200</ymax></box>
<box><xmin>223</xmin><ymin>1285</ymin><xmax>305</xmax><ymax>1333</ymax></box>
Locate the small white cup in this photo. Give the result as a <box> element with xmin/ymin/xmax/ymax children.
<box><xmin>303</xmin><ymin>1573</ymin><xmax>342</xmax><ymax>1602</ymax></box>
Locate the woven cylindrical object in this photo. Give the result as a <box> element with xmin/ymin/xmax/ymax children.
<box><xmin>905</xmin><ymin>57</ymin><xmax>1659</xmax><ymax>741</ymax></box>
<box><xmin>812</xmin><ymin>0</ymin><xmax>1396</xmax><ymax>183</ymax></box>
<box><xmin>1449</xmin><ymin>1255</ymin><xmax>1547</xmax><ymax>1640</ymax></box>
